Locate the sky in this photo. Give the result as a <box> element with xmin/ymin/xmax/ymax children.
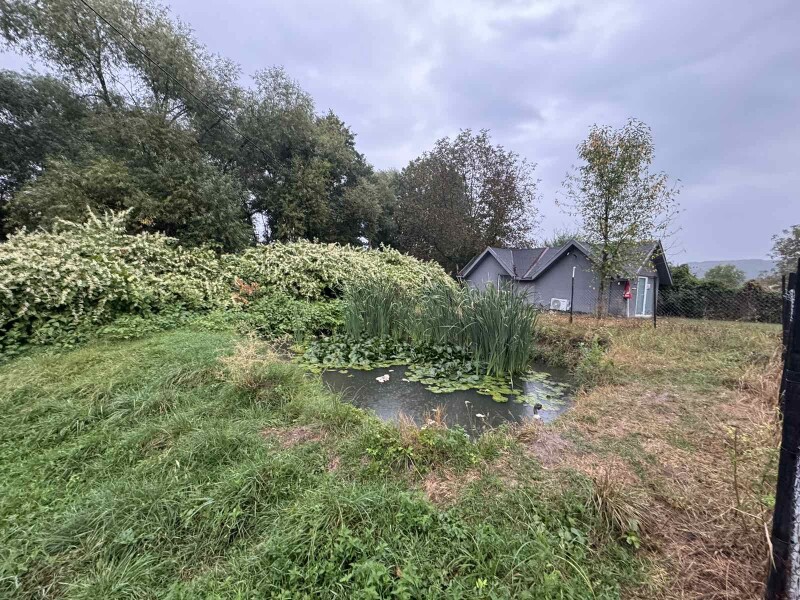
<box><xmin>3</xmin><ymin>0</ymin><xmax>798</xmax><ymax>262</ymax></box>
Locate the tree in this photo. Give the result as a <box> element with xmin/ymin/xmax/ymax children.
<box><xmin>703</xmin><ymin>264</ymin><xmax>746</xmax><ymax>289</ymax></box>
<box><xmin>669</xmin><ymin>264</ymin><xmax>700</xmax><ymax>288</ymax></box>
<box><xmin>771</xmin><ymin>225</ymin><xmax>800</xmax><ymax>275</ymax></box>
<box><xmin>0</xmin><ymin>71</ymin><xmax>90</xmax><ymax>238</ymax></box>
<box><xmin>394</xmin><ymin>129</ymin><xmax>538</xmax><ymax>273</ymax></box>
<box><xmin>558</xmin><ymin>118</ymin><xmax>679</xmax><ymax>316</ymax></box>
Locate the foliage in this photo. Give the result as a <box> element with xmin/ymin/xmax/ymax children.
<box><xmin>223</xmin><ymin>239</ymin><xmax>454</xmax><ymax>301</ymax></box>
<box><xmin>0</xmin><ymin>212</ymin><xmax>445</xmax><ymax>354</ymax></box>
<box><xmin>224</xmin><ymin>293</ymin><xmax>343</xmax><ymax>340</ymax></box>
<box><xmin>559</xmin><ymin>118</ymin><xmax>679</xmax><ymax>316</ymax></box>
<box><xmin>342</xmin><ymin>277</ymin><xmax>409</xmax><ymax>340</ymax></box>
<box><xmin>703</xmin><ymin>263</ymin><xmax>746</xmax><ymax>289</ymax></box>
<box><xmin>0</xmin><ymin>1</ymin><xmax>380</xmax><ymax>251</ymax></box>
<box><xmin>669</xmin><ymin>263</ymin><xmax>700</xmax><ymax>287</ymax></box>
<box><xmin>0</xmin><ymin>211</ymin><xmax>225</xmax><ymax>354</ymax></box>
<box><xmin>394</xmin><ymin>129</ymin><xmax>539</xmax><ymax>274</ymax></box>
<box><xmin>659</xmin><ymin>281</ymin><xmax>782</xmax><ymax>323</ymax></box>
<box><xmin>0</xmin><ymin>70</ymin><xmax>89</xmax><ymax>238</ymax></box>
<box><xmin>771</xmin><ymin>224</ymin><xmax>800</xmax><ymax>275</ymax></box>
<box><xmin>340</xmin><ymin>278</ymin><xmax>540</xmax><ymax>378</ymax></box>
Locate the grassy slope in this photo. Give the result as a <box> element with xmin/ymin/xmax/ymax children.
<box><xmin>1</xmin><ymin>328</ymin><xmax>641</xmax><ymax>599</ymax></box>
<box><xmin>535</xmin><ymin>315</ymin><xmax>781</xmax><ymax>599</ymax></box>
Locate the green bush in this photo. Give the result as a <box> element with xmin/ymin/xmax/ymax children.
<box><xmin>222</xmin><ymin>240</ymin><xmax>454</xmax><ymax>301</ymax></box>
<box><xmin>0</xmin><ymin>212</ymin><xmax>449</xmax><ymax>353</ymax></box>
<box><xmin>228</xmin><ymin>294</ymin><xmax>343</xmax><ymax>340</ymax></box>
<box><xmin>0</xmin><ymin>212</ymin><xmax>225</xmax><ymax>353</ymax></box>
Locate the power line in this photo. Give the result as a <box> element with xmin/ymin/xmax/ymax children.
<box><xmin>75</xmin><ymin>0</ymin><xmax>274</xmax><ymax>162</ymax></box>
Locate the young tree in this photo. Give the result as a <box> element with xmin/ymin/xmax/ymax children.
<box><xmin>558</xmin><ymin>118</ymin><xmax>679</xmax><ymax>316</ymax></box>
<box><xmin>771</xmin><ymin>225</ymin><xmax>800</xmax><ymax>275</ymax></box>
<box><xmin>395</xmin><ymin>129</ymin><xmax>538</xmax><ymax>273</ymax></box>
<box><xmin>703</xmin><ymin>264</ymin><xmax>746</xmax><ymax>289</ymax></box>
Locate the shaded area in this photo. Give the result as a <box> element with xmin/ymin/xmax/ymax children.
<box><xmin>321</xmin><ymin>364</ymin><xmax>573</xmax><ymax>437</ymax></box>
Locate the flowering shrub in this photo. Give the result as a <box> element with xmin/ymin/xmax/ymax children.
<box><xmin>0</xmin><ymin>212</ymin><xmax>452</xmax><ymax>353</ymax></box>
<box><xmin>222</xmin><ymin>240</ymin><xmax>454</xmax><ymax>301</ymax></box>
<box><xmin>0</xmin><ymin>211</ymin><xmax>225</xmax><ymax>352</ymax></box>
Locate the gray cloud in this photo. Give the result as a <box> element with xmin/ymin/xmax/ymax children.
<box><xmin>3</xmin><ymin>0</ymin><xmax>798</xmax><ymax>261</ymax></box>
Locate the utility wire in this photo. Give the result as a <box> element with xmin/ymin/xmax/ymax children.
<box><xmin>75</xmin><ymin>0</ymin><xmax>274</xmax><ymax>162</ymax></box>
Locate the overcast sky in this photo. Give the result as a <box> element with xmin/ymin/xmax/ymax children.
<box><xmin>3</xmin><ymin>0</ymin><xmax>798</xmax><ymax>261</ymax></box>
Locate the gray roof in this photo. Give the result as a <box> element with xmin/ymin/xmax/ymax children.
<box><xmin>459</xmin><ymin>239</ymin><xmax>672</xmax><ymax>285</ymax></box>
<box><xmin>458</xmin><ymin>246</ymin><xmax>546</xmax><ymax>279</ymax></box>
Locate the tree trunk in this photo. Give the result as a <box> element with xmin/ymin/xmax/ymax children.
<box><xmin>596</xmin><ymin>277</ymin><xmax>607</xmax><ymax>319</ymax></box>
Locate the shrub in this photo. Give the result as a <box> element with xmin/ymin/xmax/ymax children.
<box><xmin>222</xmin><ymin>240</ymin><xmax>454</xmax><ymax>301</ymax></box>
<box><xmin>0</xmin><ymin>211</ymin><xmax>225</xmax><ymax>353</ymax></box>
<box><xmin>230</xmin><ymin>294</ymin><xmax>343</xmax><ymax>340</ymax></box>
<box><xmin>0</xmin><ymin>212</ymin><xmax>449</xmax><ymax>353</ymax></box>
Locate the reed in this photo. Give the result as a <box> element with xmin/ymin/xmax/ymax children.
<box><xmin>343</xmin><ymin>278</ymin><xmax>539</xmax><ymax>376</ymax></box>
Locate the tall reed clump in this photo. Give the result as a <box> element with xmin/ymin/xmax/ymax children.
<box><xmin>343</xmin><ymin>277</ymin><xmax>539</xmax><ymax>377</ymax></box>
<box><xmin>464</xmin><ymin>284</ymin><xmax>539</xmax><ymax>377</ymax></box>
<box><xmin>342</xmin><ymin>276</ymin><xmax>411</xmax><ymax>340</ymax></box>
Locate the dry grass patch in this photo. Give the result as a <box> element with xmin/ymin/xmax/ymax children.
<box><xmin>534</xmin><ymin>314</ymin><xmax>782</xmax><ymax>598</ymax></box>
<box><xmin>261</xmin><ymin>425</ymin><xmax>325</xmax><ymax>448</ymax></box>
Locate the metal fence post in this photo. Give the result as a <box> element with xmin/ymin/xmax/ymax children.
<box><xmin>653</xmin><ymin>276</ymin><xmax>658</xmax><ymax>329</ymax></box>
<box><xmin>569</xmin><ymin>266</ymin><xmax>575</xmax><ymax>324</ymax></box>
<box><xmin>767</xmin><ymin>259</ymin><xmax>800</xmax><ymax>599</ymax></box>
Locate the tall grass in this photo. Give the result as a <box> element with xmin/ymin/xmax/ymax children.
<box><xmin>342</xmin><ymin>277</ymin><xmax>409</xmax><ymax>340</ymax></box>
<box><xmin>343</xmin><ymin>278</ymin><xmax>539</xmax><ymax>376</ymax></box>
<box><xmin>0</xmin><ymin>329</ymin><xmax>642</xmax><ymax>598</ymax></box>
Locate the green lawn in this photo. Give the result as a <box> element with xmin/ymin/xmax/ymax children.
<box><xmin>0</xmin><ymin>328</ymin><xmax>642</xmax><ymax>599</ymax></box>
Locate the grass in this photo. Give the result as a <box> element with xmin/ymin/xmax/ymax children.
<box><xmin>534</xmin><ymin>314</ymin><xmax>782</xmax><ymax>599</ymax></box>
<box><xmin>0</xmin><ymin>314</ymin><xmax>781</xmax><ymax>598</ymax></box>
<box><xmin>0</xmin><ymin>328</ymin><xmax>642</xmax><ymax>599</ymax></box>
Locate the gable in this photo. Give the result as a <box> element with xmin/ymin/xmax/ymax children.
<box><xmin>461</xmin><ymin>252</ymin><xmax>510</xmax><ymax>283</ymax></box>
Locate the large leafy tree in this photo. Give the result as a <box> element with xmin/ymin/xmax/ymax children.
<box><xmin>394</xmin><ymin>130</ymin><xmax>538</xmax><ymax>273</ymax></box>
<box><xmin>0</xmin><ymin>71</ymin><xmax>90</xmax><ymax>238</ymax></box>
<box><xmin>703</xmin><ymin>264</ymin><xmax>746</xmax><ymax>289</ymax></box>
<box><xmin>233</xmin><ymin>68</ymin><xmax>371</xmax><ymax>243</ymax></box>
<box><xmin>0</xmin><ymin>0</ymin><xmax>378</xmax><ymax>249</ymax></box>
<box><xmin>559</xmin><ymin>118</ymin><xmax>679</xmax><ymax>316</ymax></box>
<box><xmin>0</xmin><ymin>0</ymin><xmax>253</xmax><ymax>249</ymax></box>
<box><xmin>771</xmin><ymin>225</ymin><xmax>800</xmax><ymax>275</ymax></box>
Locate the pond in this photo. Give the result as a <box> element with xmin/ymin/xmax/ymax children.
<box><xmin>321</xmin><ymin>364</ymin><xmax>574</xmax><ymax>438</ymax></box>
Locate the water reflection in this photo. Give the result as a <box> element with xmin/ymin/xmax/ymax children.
<box><xmin>321</xmin><ymin>364</ymin><xmax>573</xmax><ymax>438</ymax></box>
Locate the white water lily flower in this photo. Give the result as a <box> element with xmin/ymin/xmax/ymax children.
<box><xmin>375</xmin><ymin>374</ymin><xmax>390</xmax><ymax>383</ymax></box>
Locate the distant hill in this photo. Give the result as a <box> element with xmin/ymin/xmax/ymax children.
<box><xmin>686</xmin><ymin>259</ymin><xmax>776</xmax><ymax>280</ymax></box>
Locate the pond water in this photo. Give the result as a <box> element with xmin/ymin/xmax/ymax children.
<box><xmin>321</xmin><ymin>364</ymin><xmax>574</xmax><ymax>438</ymax></box>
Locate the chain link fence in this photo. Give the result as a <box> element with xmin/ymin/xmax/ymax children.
<box><xmin>541</xmin><ymin>277</ymin><xmax>784</xmax><ymax>324</ymax></box>
<box><xmin>657</xmin><ymin>281</ymin><xmax>783</xmax><ymax>323</ymax></box>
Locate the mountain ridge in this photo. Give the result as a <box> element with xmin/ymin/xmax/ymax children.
<box><xmin>686</xmin><ymin>259</ymin><xmax>776</xmax><ymax>280</ymax></box>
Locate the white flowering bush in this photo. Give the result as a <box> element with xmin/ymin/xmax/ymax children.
<box><xmin>0</xmin><ymin>212</ymin><xmax>453</xmax><ymax>353</ymax></box>
<box><xmin>223</xmin><ymin>240</ymin><xmax>454</xmax><ymax>301</ymax></box>
<box><xmin>0</xmin><ymin>211</ymin><xmax>225</xmax><ymax>352</ymax></box>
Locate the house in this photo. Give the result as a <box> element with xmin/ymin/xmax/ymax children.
<box><xmin>457</xmin><ymin>239</ymin><xmax>672</xmax><ymax>317</ymax></box>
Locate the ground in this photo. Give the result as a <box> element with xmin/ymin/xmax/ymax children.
<box><xmin>535</xmin><ymin>314</ymin><xmax>781</xmax><ymax>599</ymax></box>
<box><xmin>0</xmin><ymin>315</ymin><xmax>781</xmax><ymax>598</ymax></box>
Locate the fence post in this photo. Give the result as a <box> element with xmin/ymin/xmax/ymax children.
<box><xmin>767</xmin><ymin>259</ymin><xmax>800</xmax><ymax>599</ymax></box>
<box><xmin>653</xmin><ymin>276</ymin><xmax>658</xmax><ymax>329</ymax></box>
<box><xmin>785</xmin><ymin>274</ymin><xmax>795</xmax><ymax>353</ymax></box>
<box><xmin>569</xmin><ymin>266</ymin><xmax>575</xmax><ymax>324</ymax></box>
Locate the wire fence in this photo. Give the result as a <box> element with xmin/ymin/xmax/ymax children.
<box><xmin>657</xmin><ymin>281</ymin><xmax>783</xmax><ymax>323</ymax></box>
<box><xmin>541</xmin><ymin>277</ymin><xmax>784</xmax><ymax>324</ymax></box>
